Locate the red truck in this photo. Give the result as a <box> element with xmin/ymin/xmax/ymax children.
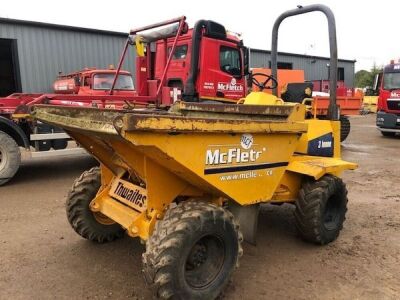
<box><xmin>0</xmin><ymin>68</ymin><xmax>135</xmax><ymax>185</ymax></box>
<box><xmin>0</xmin><ymin>17</ymin><xmax>250</xmax><ymax>185</ymax></box>
<box><xmin>53</xmin><ymin>68</ymin><xmax>134</xmax><ymax>96</ymax></box>
<box><xmin>376</xmin><ymin>60</ymin><xmax>400</xmax><ymax>136</ymax></box>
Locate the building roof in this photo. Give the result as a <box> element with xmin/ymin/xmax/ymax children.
<box><xmin>0</xmin><ymin>17</ymin><xmax>128</xmax><ymax>37</ymax></box>
<box><xmin>250</xmin><ymin>48</ymin><xmax>356</xmax><ymax>63</ymax></box>
<box><xmin>0</xmin><ymin>17</ymin><xmax>356</xmax><ymax>64</ymax></box>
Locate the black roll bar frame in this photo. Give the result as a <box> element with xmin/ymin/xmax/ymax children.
<box><xmin>271</xmin><ymin>4</ymin><xmax>340</xmax><ymax>120</ymax></box>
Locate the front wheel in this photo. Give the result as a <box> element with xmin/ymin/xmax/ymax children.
<box><xmin>66</xmin><ymin>167</ymin><xmax>124</xmax><ymax>243</ymax></box>
<box><xmin>294</xmin><ymin>175</ymin><xmax>348</xmax><ymax>245</ymax></box>
<box><xmin>0</xmin><ymin>131</ymin><xmax>21</xmax><ymax>186</ymax></box>
<box><xmin>143</xmin><ymin>200</ymin><xmax>243</xmax><ymax>300</ymax></box>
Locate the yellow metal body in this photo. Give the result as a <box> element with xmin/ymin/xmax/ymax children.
<box><xmin>33</xmin><ymin>95</ymin><xmax>357</xmax><ymax>241</ymax></box>
<box><xmin>11</xmin><ymin>113</ymin><xmax>31</xmax><ymax>119</ymax></box>
<box><xmin>243</xmin><ymin>91</ymin><xmax>283</xmax><ymax>105</ymax></box>
<box><xmin>362</xmin><ymin>95</ymin><xmax>378</xmax><ymax>113</ymax></box>
<box><xmin>135</xmin><ymin>36</ymin><xmax>145</xmax><ymax>57</ymax></box>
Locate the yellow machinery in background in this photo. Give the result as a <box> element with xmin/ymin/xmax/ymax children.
<box><xmin>362</xmin><ymin>95</ymin><xmax>378</xmax><ymax>113</ymax></box>
<box><xmin>33</xmin><ymin>4</ymin><xmax>357</xmax><ymax>300</ymax></box>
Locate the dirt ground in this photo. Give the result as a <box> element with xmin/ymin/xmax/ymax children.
<box><xmin>0</xmin><ymin>114</ymin><xmax>399</xmax><ymax>300</ymax></box>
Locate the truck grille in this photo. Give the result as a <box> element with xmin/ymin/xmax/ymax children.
<box><xmin>387</xmin><ymin>100</ymin><xmax>400</xmax><ymax>110</ymax></box>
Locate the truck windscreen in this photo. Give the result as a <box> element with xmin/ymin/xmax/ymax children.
<box><xmin>93</xmin><ymin>74</ymin><xmax>134</xmax><ymax>90</ymax></box>
<box><xmin>383</xmin><ymin>73</ymin><xmax>400</xmax><ymax>90</ymax></box>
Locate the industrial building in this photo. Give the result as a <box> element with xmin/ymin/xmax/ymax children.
<box><xmin>0</xmin><ymin>17</ymin><xmax>355</xmax><ymax>96</ymax></box>
<box><xmin>0</xmin><ymin>18</ymin><xmax>134</xmax><ymax>96</ymax></box>
<box><xmin>249</xmin><ymin>49</ymin><xmax>356</xmax><ymax>88</ymax></box>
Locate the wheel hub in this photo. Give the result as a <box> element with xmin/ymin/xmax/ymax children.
<box><xmin>187</xmin><ymin>243</ymin><xmax>207</xmax><ymax>269</ymax></box>
<box><xmin>184</xmin><ymin>235</ymin><xmax>225</xmax><ymax>289</ymax></box>
<box><xmin>93</xmin><ymin>211</ymin><xmax>116</xmax><ymax>225</ymax></box>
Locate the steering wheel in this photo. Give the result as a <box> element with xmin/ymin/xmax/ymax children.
<box><xmin>251</xmin><ymin>73</ymin><xmax>278</xmax><ymax>91</ymax></box>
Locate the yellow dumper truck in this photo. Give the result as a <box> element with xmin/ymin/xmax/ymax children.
<box><xmin>34</xmin><ymin>5</ymin><xmax>356</xmax><ymax>299</ymax></box>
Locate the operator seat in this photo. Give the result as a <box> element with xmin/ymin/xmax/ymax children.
<box><xmin>281</xmin><ymin>82</ymin><xmax>313</xmax><ymax>103</ymax></box>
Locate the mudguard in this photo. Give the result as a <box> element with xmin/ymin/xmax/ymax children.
<box><xmin>287</xmin><ymin>156</ymin><xmax>358</xmax><ymax>180</ymax></box>
<box><xmin>0</xmin><ymin>116</ymin><xmax>29</xmax><ymax>148</ymax></box>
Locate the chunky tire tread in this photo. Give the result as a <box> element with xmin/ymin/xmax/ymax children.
<box><xmin>294</xmin><ymin>175</ymin><xmax>348</xmax><ymax>245</ymax></box>
<box><xmin>143</xmin><ymin>200</ymin><xmax>243</xmax><ymax>300</ymax></box>
<box><xmin>0</xmin><ymin>131</ymin><xmax>21</xmax><ymax>186</ymax></box>
<box><xmin>66</xmin><ymin>167</ymin><xmax>124</xmax><ymax>243</ymax></box>
<box><xmin>340</xmin><ymin>116</ymin><xmax>351</xmax><ymax>142</ymax></box>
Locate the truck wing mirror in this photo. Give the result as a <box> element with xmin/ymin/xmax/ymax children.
<box><xmin>242</xmin><ymin>46</ymin><xmax>250</xmax><ymax>76</ymax></box>
<box><xmin>373</xmin><ymin>73</ymin><xmax>380</xmax><ymax>91</ymax></box>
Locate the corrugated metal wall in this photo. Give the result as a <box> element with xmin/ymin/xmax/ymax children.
<box><xmin>0</xmin><ymin>20</ymin><xmax>355</xmax><ymax>92</ymax></box>
<box><xmin>250</xmin><ymin>49</ymin><xmax>355</xmax><ymax>87</ymax></box>
<box><xmin>0</xmin><ymin>22</ymin><xmax>135</xmax><ymax>93</ymax></box>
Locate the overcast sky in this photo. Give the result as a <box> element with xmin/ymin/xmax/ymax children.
<box><xmin>1</xmin><ymin>0</ymin><xmax>398</xmax><ymax>71</ymax></box>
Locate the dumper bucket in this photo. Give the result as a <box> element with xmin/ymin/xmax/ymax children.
<box><xmin>34</xmin><ymin>102</ymin><xmax>308</xmax><ymax>206</ymax></box>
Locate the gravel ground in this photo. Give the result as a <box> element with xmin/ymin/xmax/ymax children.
<box><xmin>0</xmin><ymin>114</ymin><xmax>399</xmax><ymax>299</ymax></box>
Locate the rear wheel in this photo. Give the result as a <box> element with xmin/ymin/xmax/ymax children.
<box><xmin>340</xmin><ymin>116</ymin><xmax>351</xmax><ymax>142</ymax></box>
<box><xmin>294</xmin><ymin>175</ymin><xmax>348</xmax><ymax>245</ymax></box>
<box><xmin>0</xmin><ymin>131</ymin><xmax>21</xmax><ymax>186</ymax></box>
<box><xmin>66</xmin><ymin>167</ymin><xmax>124</xmax><ymax>243</ymax></box>
<box><xmin>143</xmin><ymin>200</ymin><xmax>242</xmax><ymax>299</ymax></box>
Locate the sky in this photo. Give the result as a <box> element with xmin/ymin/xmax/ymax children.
<box><xmin>1</xmin><ymin>0</ymin><xmax>399</xmax><ymax>71</ymax></box>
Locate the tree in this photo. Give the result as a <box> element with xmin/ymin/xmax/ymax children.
<box><xmin>355</xmin><ymin>63</ymin><xmax>383</xmax><ymax>88</ymax></box>
<box><xmin>355</xmin><ymin>70</ymin><xmax>371</xmax><ymax>88</ymax></box>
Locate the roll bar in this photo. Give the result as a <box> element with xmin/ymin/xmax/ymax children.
<box><xmin>271</xmin><ymin>4</ymin><xmax>340</xmax><ymax>120</ymax></box>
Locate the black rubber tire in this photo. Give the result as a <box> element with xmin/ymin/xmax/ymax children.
<box><xmin>294</xmin><ymin>175</ymin><xmax>348</xmax><ymax>245</ymax></box>
<box><xmin>381</xmin><ymin>131</ymin><xmax>396</xmax><ymax>137</ymax></box>
<box><xmin>66</xmin><ymin>167</ymin><xmax>124</xmax><ymax>243</ymax></box>
<box><xmin>0</xmin><ymin>131</ymin><xmax>21</xmax><ymax>186</ymax></box>
<box><xmin>143</xmin><ymin>200</ymin><xmax>243</xmax><ymax>300</ymax></box>
<box><xmin>340</xmin><ymin>116</ymin><xmax>351</xmax><ymax>142</ymax></box>
<box><xmin>51</xmin><ymin>139</ymin><xmax>68</xmax><ymax>150</ymax></box>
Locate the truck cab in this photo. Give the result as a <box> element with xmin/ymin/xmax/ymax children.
<box><xmin>54</xmin><ymin>69</ymin><xmax>135</xmax><ymax>96</ymax></box>
<box><xmin>137</xmin><ymin>20</ymin><xmax>249</xmax><ymax>103</ymax></box>
<box><xmin>376</xmin><ymin>61</ymin><xmax>400</xmax><ymax>136</ymax></box>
